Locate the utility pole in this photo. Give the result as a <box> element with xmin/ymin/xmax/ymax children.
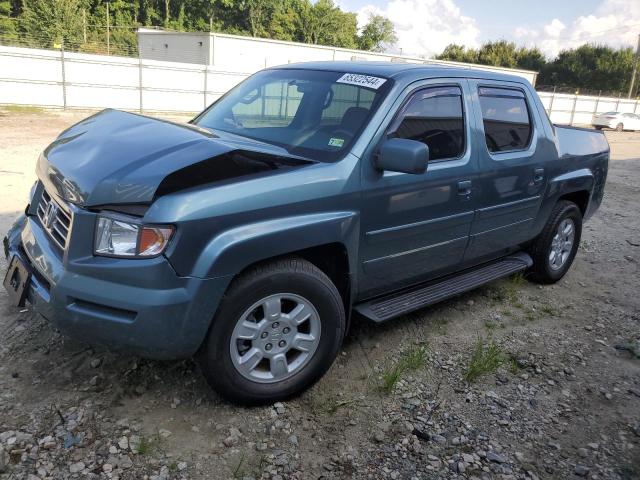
<box><xmin>106</xmin><ymin>1</ymin><xmax>110</xmax><ymax>55</ymax></box>
<box><xmin>628</xmin><ymin>33</ymin><xmax>640</xmax><ymax>99</ymax></box>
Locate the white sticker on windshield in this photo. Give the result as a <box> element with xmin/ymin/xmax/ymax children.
<box><xmin>336</xmin><ymin>73</ymin><xmax>387</xmax><ymax>90</ymax></box>
<box><xmin>328</xmin><ymin>137</ymin><xmax>345</xmax><ymax>147</ymax></box>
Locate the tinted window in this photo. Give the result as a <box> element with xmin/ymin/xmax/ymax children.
<box><xmin>388</xmin><ymin>86</ymin><xmax>465</xmax><ymax>161</ymax></box>
<box><xmin>479</xmin><ymin>87</ymin><xmax>532</xmax><ymax>152</ymax></box>
<box><xmin>194</xmin><ymin>69</ymin><xmax>391</xmax><ymax>162</ymax></box>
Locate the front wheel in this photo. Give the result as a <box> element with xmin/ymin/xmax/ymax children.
<box><xmin>199</xmin><ymin>258</ymin><xmax>345</xmax><ymax>405</ymax></box>
<box><xmin>616</xmin><ymin>122</ymin><xmax>624</xmax><ymax>132</ymax></box>
<box><xmin>527</xmin><ymin>201</ymin><xmax>582</xmax><ymax>284</ymax></box>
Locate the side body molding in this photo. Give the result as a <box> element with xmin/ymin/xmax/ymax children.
<box><xmin>192</xmin><ymin>211</ymin><xmax>360</xmax><ymax>280</ymax></box>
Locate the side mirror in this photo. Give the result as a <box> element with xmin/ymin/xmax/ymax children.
<box><xmin>376</xmin><ymin>138</ymin><xmax>429</xmax><ymax>174</ymax></box>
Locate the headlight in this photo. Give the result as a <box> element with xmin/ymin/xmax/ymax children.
<box><xmin>94</xmin><ymin>215</ymin><xmax>174</xmax><ymax>258</ymax></box>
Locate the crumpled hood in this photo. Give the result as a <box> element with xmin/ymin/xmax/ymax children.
<box><xmin>37</xmin><ymin>109</ymin><xmax>313</xmax><ymax>207</ymax></box>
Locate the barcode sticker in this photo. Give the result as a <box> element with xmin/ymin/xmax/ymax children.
<box><xmin>336</xmin><ymin>73</ymin><xmax>387</xmax><ymax>90</ymax></box>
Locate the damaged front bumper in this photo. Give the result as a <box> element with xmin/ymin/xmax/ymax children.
<box><xmin>3</xmin><ymin>213</ymin><xmax>231</xmax><ymax>360</ymax></box>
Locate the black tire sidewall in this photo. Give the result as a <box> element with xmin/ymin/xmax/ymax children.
<box><xmin>533</xmin><ymin>203</ymin><xmax>582</xmax><ymax>283</ymax></box>
<box><xmin>200</xmin><ymin>262</ymin><xmax>344</xmax><ymax>405</ymax></box>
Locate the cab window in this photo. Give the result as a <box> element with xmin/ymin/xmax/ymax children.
<box><xmin>387</xmin><ymin>86</ymin><xmax>465</xmax><ymax>161</ymax></box>
<box><xmin>478</xmin><ymin>87</ymin><xmax>532</xmax><ymax>152</ymax></box>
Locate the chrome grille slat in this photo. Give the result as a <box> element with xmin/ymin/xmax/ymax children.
<box><xmin>36</xmin><ymin>187</ymin><xmax>72</xmax><ymax>250</ymax></box>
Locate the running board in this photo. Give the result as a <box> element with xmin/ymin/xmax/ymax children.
<box><xmin>355</xmin><ymin>252</ymin><xmax>533</xmax><ymax>323</ymax></box>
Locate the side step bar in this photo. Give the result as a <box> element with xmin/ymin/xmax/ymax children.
<box><xmin>355</xmin><ymin>252</ymin><xmax>533</xmax><ymax>323</ymax></box>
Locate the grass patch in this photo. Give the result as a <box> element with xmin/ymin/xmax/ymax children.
<box><xmin>402</xmin><ymin>345</ymin><xmax>429</xmax><ymax>370</ymax></box>
<box><xmin>380</xmin><ymin>365</ymin><xmax>403</xmax><ymax>394</ymax></box>
<box><xmin>135</xmin><ymin>433</ymin><xmax>162</xmax><ymax>456</ymax></box>
<box><xmin>232</xmin><ymin>453</ymin><xmax>246</xmax><ymax>479</ymax></box>
<box><xmin>379</xmin><ymin>345</ymin><xmax>429</xmax><ymax>394</ymax></box>
<box><xmin>488</xmin><ymin>273</ymin><xmax>526</xmax><ymax>305</ymax></box>
<box><xmin>1</xmin><ymin>104</ymin><xmax>45</xmax><ymax>114</ymax></box>
<box><xmin>325</xmin><ymin>397</ymin><xmax>359</xmax><ymax>415</ymax></box>
<box><xmin>539</xmin><ymin>304</ymin><xmax>558</xmax><ymax>317</ymax></box>
<box><xmin>464</xmin><ymin>337</ymin><xmax>507</xmax><ymax>382</ymax></box>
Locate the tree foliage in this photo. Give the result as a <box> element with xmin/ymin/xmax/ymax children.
<box><xmin>437</xmin><ymin>40</ymin><xmax>637</xmax><ymax>95</ymax></box>
<box><xmin>0</xmin><ymin>0</ymin><xmax>395</xmax><ymax>53</ymax></box>
<box><xmin>357</xmin><ymin>14</ymin><xmax>396</xmax><ymax>52</ymax></box>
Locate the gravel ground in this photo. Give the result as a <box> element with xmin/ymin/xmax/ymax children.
<box><xmin>0</xmin><ymin>108</ymin><xmax>638</xmax><ymax>480</ymax></box>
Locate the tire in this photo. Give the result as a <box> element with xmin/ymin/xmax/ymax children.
<box><xmin>594</xmin><ymin>125</ymin><xmax>603</xmax><ymax>130</ymax></box>
<box><xmin>199</xmin><ymin>257</ymin><xmax>345</xmax><ymax>405</ymax></box>
<box><xmin>616</xmin><ymin>122</ymin><xmax>624</xmax><ymax>132</ymax></box>
<box><xmin>527</xmin><ymin>200</ymin><xmax>582</xmax><ymax>284</ymax></box>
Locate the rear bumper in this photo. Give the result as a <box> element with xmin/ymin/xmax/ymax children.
<box><xmin>4</xmin><ymin>214</ymin><xmax>231</xmax><ymax>360</ymax></box>
<box><xmin>591</xmin><ymin>119</ymin><xmax>615</xmax><ymax>128</ymax></box>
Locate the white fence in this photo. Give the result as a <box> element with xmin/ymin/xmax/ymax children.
<box><xmin>0</xmin><ymin>45</ymin><xmax>247</xmax><ymax>113</ymax></box>
<box><xmin>538</xmin><ymin>91</ymin><xmax>640</xmax><ymax>125</ymax></box>
<box><xmin>1</xmin><ymin>44</ymin><xmax>639</xmax><ymax>123</ymax></box>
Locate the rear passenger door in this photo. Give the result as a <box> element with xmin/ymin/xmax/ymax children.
<box><xmin>464</xmin><ymin>81</ymin><xmax>548</xmax><ymax>260</ymax></box>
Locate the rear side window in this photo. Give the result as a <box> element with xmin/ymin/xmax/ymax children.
<box><xmin>388</xmin><ymin>86</ymin><xmax>465</xmax><ymax>161</ymax></box>
<box><xmin>478</xmin><ymin>87</ymin><xmax>532</xmax><ymax>153</ymax></box>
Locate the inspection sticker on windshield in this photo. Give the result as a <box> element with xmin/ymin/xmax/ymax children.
<box><xmin>336</xmin><ymin>73</ymin><xmax>387</xmax><ymax>90</ymax></box>
<box><xmin>328</xmin><ymin>137</ymin><xmax>345</xmax><ymax>147</ymax></box>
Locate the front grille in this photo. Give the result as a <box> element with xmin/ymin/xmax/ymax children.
<box><xmin>36</xmin><ymin>189</ymin><xmax>72</xmax><ymax>250</ymax></box>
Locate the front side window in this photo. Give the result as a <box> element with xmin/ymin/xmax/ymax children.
<box><xmin>479</xmin><ymin>87</ymin><xmax>532</xmax><ymax>153</ymax></box>
<box><xmin>387</xmin><ymin>86</ymin><xmax>465</xmax><ymax>161</ymax></box>
<box><xmin>194</xmin><ymin>69</ymin><xmax>392</xmax><ymax>162</ymax></box>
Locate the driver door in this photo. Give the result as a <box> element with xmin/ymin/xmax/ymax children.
<box><xmin>358</xmin><ymin>79</ymin><xmax>477</xmax><ymax>298</ymax></box>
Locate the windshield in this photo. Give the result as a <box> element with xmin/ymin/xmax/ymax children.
<box><xmin>193</xmin><ymin>69</ymin><xmax>392</xmax><ymax>162</ymax></box>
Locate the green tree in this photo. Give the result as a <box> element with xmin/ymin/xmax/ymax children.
<box><xmin>541</xmin><ymin>44</ymin><xmax>634</xmax><ymax>93</ymax></box>
<box><xmin>298</xmin><ymin>0</ymin><xmax>357</xmax><ymax>48</ymax></box>
<box><xmin>477</xmin><ymin>40</ymin><xmax>518</xmax><ymax>67</ymax></box>
<box><xmin>0</xmin><ymin>0</ymin><xmax>19</xmax><ymax>40</ymax></box>
<box><xmin>22</xmin><ymin>0</ymin><xmax>85</xmax><ymax>48</ymax></box>
<box><xmin>516</xmin><ymin>46</ymin><xmax>545</xmax><ymax>72</ymax></box>
<box><xmin>436</xmin><ymin>43</ymin><xmax>478</xmax><ymax>63</ymax></box>
<box><xmin>357</xmin><ymin>14</ymin><xmax>395</xmax><ymax>52</ymax></box>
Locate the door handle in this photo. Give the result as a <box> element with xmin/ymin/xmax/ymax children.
<box><xmin>457</xmin><ymin>180</ymin><xmax>472</xmax><ymax>199</ymax></box>
<box><xmin>533</xmin><ymin>168</ymin><xmax>545</xmax><ymax>185</ymax></box>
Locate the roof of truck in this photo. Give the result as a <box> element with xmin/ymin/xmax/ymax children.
<box><xmin>272</xmin><ymin>61</ymin><xmax>530</xmax><ymax>84</ymax></box>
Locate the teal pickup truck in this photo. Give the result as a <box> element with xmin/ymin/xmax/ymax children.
<box><xmin>3</xmin><ymin>62</ymin><xmax>609</xmax><ymax>404</ymax></box>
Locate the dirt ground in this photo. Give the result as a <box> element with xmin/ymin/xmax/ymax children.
<box><xmin>0</xmin><ymin>108</ymin><xmax>638</xmax><ymax>480</ymax></box>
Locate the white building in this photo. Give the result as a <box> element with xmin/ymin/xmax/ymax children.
<box><xmin>136</xmin><ymin>29</ymin><xmax>538</xmax><ymax>84</ymax></box>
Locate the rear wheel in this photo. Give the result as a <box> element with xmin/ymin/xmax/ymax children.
<box><xmin>527</xmin><ymin>201</ymin><xmax>582</xmax><ymax>284</ymax></box>
<box><xmin>616</xmin><ymin>122</ymin><xmax>624</xmax><ymax>132</ymax></box>
<box><xmin>199</xmin><ymin>257</ymin><xmax>345</xmax><ymax>405</ymax></box>
<box><xmin>594</xmin><ymin>125</ymin><xmax>603</xmax><ymax>130</ymax></box>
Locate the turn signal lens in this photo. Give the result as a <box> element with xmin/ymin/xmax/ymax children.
<box><xmin>139</xmin><ymin>226</ymin><xmax>174</xmax><ymax>256</ymax></box>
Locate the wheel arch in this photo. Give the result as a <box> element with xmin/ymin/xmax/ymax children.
<box><xmin>192</xmin><ymin>211</ymin><xmax>359</xmax><ymax>323</ymax></box>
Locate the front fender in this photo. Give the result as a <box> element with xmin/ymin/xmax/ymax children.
<box><xmin>193</xmin><ymin>211</ymin><xmax>360</xmax><ymax>279</ymax></box>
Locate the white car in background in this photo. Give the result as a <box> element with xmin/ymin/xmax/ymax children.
<box><xmin>592</xmin><ymin>112</ymin><xmax>640</xmax><ymax>131</ymax></box>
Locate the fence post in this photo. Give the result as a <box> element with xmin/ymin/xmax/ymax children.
<box><xmin>138</xmin><ymin>55</ymin><xmax>143</xmax><ymax>113</ymax></box>
<box><xmin>616</xmin><ymin>93</ymin><xmax>621</xmax><ymax>111</ymax></box>
<box><xmin>547</xmin><ymin>86</ymin><xmax>556</xmax><ymax>119</ymax></box>
<box><xmin>593</xmin><ymin>92</ymin><xmax>600</xmax><ymax>116</ymax></box>
<box><xmin>569</xmin><ymin>94</ymin><xmax>578</xmax><ymax>126</ymax></box>
<box><xmin>60</xmin><ymin>41</ymin><xmax>67</xmax><ymax>110</ymax></box>
<box><xmin>203</xmin><ymin>66</ymin><xmax>208</xmax><ymax>110</ymax></box>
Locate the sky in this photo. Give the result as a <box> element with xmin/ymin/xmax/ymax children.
<box><xmin>335</xmin><ymin>0</ymin><xmax>640</xmax><ymax>59</ymax></box>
